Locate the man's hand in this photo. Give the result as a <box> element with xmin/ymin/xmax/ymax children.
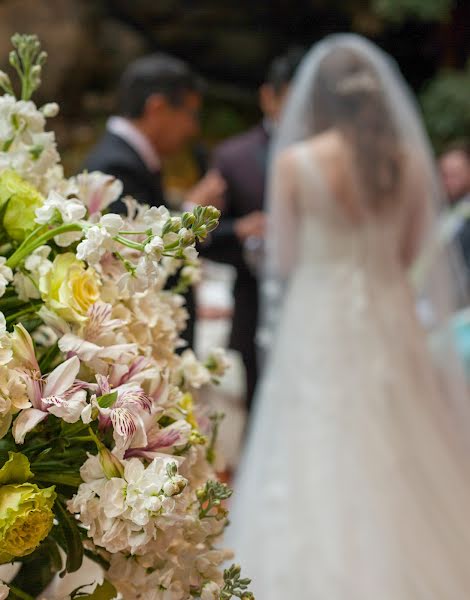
<box><xmin>185</xmin><ymin>170</ymin><xmax>226</xmax><ymax>210</ymax></box>
<box><xmin>234</xmin><ymin>211</ymin><xmax>266</xmax><ymax>241</ymax></box>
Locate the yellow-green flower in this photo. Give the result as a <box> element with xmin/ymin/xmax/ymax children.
<box><xmin>0</xmin><ymin>170</ymin><xmax>44</xmax><ymax>241</ymax></box>
<box><xmin>0</xmin><ymin>481</ymin><xmax>55</xmax><ymax>563</ymax></box>
<box><xmin>39</xmin><ymin>252</ymin><xmax>100</xmax><ymax>323</ymax></box>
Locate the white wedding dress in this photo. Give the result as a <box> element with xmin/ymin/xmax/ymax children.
<box><xmin>227</xmin><ymin>138</ymin><xmax>470</xmax><ymax>599</ymax></box>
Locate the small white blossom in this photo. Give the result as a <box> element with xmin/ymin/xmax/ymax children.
<box><xmin>100</xmin><ymin>213</ymin><xmax>123</xmax><ymax>235</ymax></box>
<box><xmin>144</xmin><ymin>235</ymin><xmax>164</xmax><ymax>258</ymax></box>
<box><xmin>40</xmin><ymin>102</ymin><xmax>59</xmax><ymax>117</ymax></box>
<box><xmin>76</xmin><ymin>225</ymin><xmax>112</xmax><ymax>264</ymax></box>
<box><xmin>141</xmin><ymin>205</ymin><xmax>170</xmax><ymax>236</ymax></box>
<box><xmin>0</xmin><ymin>257</ymin><xmax>12</xmax><ymax>298</ymax></box>
<box><xmin>35</xmin><ymin>190</ymin><xmax>86</xmax><ymax>224</ymax></box>
<box><xmin>177</xmin><ymin>350</ymin><xmax>211</xmax><ymax>389</ymax></box>
<box><xmin>205</xmin><ymin>347</ymin><xmax>230</xmax><ymax>377</ymax></box>
<box><xmin>201</xmin><ymin>581</ymin><xmax>221</xmax><ymax>600</ymax></box>
<box><xmin>181</xmin><ymin>264</ymin><xmax>201</xmax><ymax>285</ymax></box>
<box><xmin>183</xmin><ymin>246</ymin><xmax>198</xmax><ymax>261</ymax></box>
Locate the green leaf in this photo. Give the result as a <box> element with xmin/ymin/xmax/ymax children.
<box><xmin>0</xmin><ymin>451</ymin><xmax>33</xmax><ymax>484</ymax></box>
<box><xmin>96</xmin><ymin>391</ymin><xmax>117</xmax><ymax>409</ymax></box>
<box><xmin>54</xmin><ymin>498</ymin><xmax>84</xmax><ymax>574</ymax></box>
<box><xmin>34</xmin><ymin>472</ymin><xmax>82</xmax><ymax>487</ymax></box>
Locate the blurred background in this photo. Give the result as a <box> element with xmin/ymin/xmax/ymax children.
<box><xmin>0</xmin><ymin>0</ymin><xmax>469</xmax><ymax>177</ymax></box>
<box><xmin>1</xmin><ymin>0</ymin><xmax>468</xmax><ymax>470</ymax></box>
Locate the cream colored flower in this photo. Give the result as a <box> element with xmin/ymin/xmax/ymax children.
<box><xmin>39</xmin><ymin>253</ymin><xmax>100</xmax><ymax>323</ymax></box>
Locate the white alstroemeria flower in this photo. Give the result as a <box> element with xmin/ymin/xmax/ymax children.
<box><xmin>12</xmin><ymin>355</ymin><xmax>87</xmax><ymax>444</ymax></box>
<box><xmin>37</xmin><ymin>305</ymin><xmax>70</xmax><ymax>336</ymax></box>
<box><xmin>35</xmin><ymin>190</ymin><xmax>86</xmax><ymax>224</ymax></box>
<box><xmin>58</xmin><ymin>302</ymin><xmax>137</xmax><ymax>372</ymax></box>
<box><xmin>96</xmin><ymin>382</ymin><xmax>153</xmax><ymax>453</ymax></box>
<box><xmin>125</xmin><ymin>419</ymin><xmax>191</xmax><ymax>460</ymax></box>
<box><xmin>72</xmin><ymin>171</ymin><xmax>123</xmax><ymax>215</ymax></box>
<box><xmin>0</xmin><ymin>365</ymin><xmax>30</xmax><ymax>438</ymax></box>
<box><xmin>144</xmin><ymin>235</ymin><xmax>164</xmax><ymax>258</ymax></box>
<box><xmin>99</xmin><ymin>213</ymin><xmax>123</xmax><ymax>235</ymax></box>
<box><xmin>0</xmin><ymin>257</ymin><xmax>12</xmax><ymax>298</ymax></box>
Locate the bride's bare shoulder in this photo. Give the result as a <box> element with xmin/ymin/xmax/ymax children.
<box><xmin>276</xmin><ymin>130</ymin><xmax>345</xmax><ymax>171</ymax></box>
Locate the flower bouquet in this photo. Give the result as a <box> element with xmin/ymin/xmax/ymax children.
<box><xmin>0</xmin><ymin>34</ymin><xmax>252</xmax><ymax>600</ymax></box>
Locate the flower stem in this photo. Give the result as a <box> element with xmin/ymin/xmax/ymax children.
<box><xmin>6</xmin><ymin>223</ymin><xmax>83</xmax><ymax>269</ymax></box>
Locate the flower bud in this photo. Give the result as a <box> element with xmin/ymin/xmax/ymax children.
<box><xmin>41</xmin><ymin>102</ymin><xmax>59</xmax><ymax>118</ymax></box>
<box><xmin>98</xmin><ymin>444</ymin><xmax>124</xmax><ymax>479</ymax></box>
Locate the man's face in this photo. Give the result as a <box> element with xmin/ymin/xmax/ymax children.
<box><xmin>439</xmin><ymin>150</ymin><xmax>470</xmax><ymax>202</ymax></box>
<box><xmin>259</xmin><ymin>83</ymin><xmax>290</xmax><ymax>124</ymax></box>
<box><xmin>146</xmin><ymin>91</ymin><xmax>201</xmax><ymax>156</ymax></box>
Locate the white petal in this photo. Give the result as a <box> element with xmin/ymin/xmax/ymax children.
<box><xmin>44</xmin><ymin>355</ymin><xmax>80</xmax><ymax>397</ymax></box>
<box><xmin>13</xmin><ymin>408</ymin><xmax>47</xmax><ymax>444</ymax></box>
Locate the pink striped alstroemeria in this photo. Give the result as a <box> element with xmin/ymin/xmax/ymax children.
<box><xmin>12</xmin><ymin>355</ymin><xmax>87</xmax><ymax>444</ymax></box>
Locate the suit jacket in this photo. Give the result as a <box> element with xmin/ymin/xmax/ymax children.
<box><xmin>204</xmin><ymin>123</ymin><xmax>269</xmax><ymax>406</ymax></box>
<box><xmin>83</xmin><ymin>130</ymin><xmax>196</xmax><ymax>348</ymax></box>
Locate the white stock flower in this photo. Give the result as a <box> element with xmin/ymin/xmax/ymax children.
<box><xmin>141</xmin><ymin>205</ymin><xmax>169</xmax><ymax>236</ymax></box>
<box><xmin>100</xmin><ymin>213</ymin><xmax>123</xmax><ymax>235</ymax></box>
<box><xmin>0</xmin><ymin>257</ymin><xmax>12</xmax><ymax>298</ymax></box>
<box><xmin>201</xmin><ymin>581</ymin><xmax>221</xmax><ymax>600</ymax></box>
<box><xmin>13</xmin><ymin>271</ymin><xmax>39</xmax><ymax>301</ymax></box>
<box><xmin>177</xmin><ymin>350</ymin><xmax>211</xmax><ymax>389</ymax></box>
<box><xmin>13</xmin><ymin>246</ymin><xmax>52</xmax><ymax>301</ymax></box>
<box><xmin>24</xmin><ymin>245</ymin><xmax>52</xmax><ymax>277</ymax></box>
<box><xmin>68</xmin><ymin>454</ymin><xmax>188</xmax><ymax>555</ymax></box>
<box><xmin>76</xmin><ymin>225</ymin><xmax>113</xmax><ymax>265</ymax></box>
<box><xmin>35</xmin><ymin>190</ymin><xmax>86</xmax><ymax>224</ymax></box>
<box><xmin>183</xmin><ymin>245</ymin><xmax>198</xmax><ymax>261</ymax></box>
<box><xmin>205</xmin><ymin>347</ymin><xmax>230</xmax><ymax>377</ymax></box>
<box><xmin>181</xmin><ymin>264</ymin><xmax>201</xmax><ymax>285</ymax></box>
<box><xmin>144</xmin><ymin>235</ymin><xmax>164</xmax><ymax>258</ymax></box>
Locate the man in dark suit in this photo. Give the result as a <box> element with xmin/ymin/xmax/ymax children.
<box><xmin>205</xmin><ymin>49</ymin><xmax>303</xmax><ymax>409</ymax></box>
<box><xmin>83</xmin><ymin>53</ymin><xmax>225</xmax><ymax>348</ymax></box>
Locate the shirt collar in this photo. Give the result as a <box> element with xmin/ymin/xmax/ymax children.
<box><xmin>107</xmin><ymin>116</ymin><xmax>160</xmax><ymax>172</ymax></box>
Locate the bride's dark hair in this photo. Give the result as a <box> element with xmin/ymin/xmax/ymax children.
<box><xmin>312</xmin><ymin>48</ymin><xmax>402</xmax><ymax>211</ymax></box>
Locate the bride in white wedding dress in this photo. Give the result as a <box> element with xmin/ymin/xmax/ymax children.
<box><xmin>227</xmin><ymin>34</ymin><xmax>470</xmax><ymax>599</ymax></box>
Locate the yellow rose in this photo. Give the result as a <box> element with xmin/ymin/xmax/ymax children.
<box><xmin>0</xmin><ymin>170</ymin><xmax>44</xmax><ymax>241</ymax></box>
<box><xmin>39</xmin><ymin>253</ymin><xmax>100</xmax><ymax>323</ymax></box>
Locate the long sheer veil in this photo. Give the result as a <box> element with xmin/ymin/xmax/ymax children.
<box><xmin>261</xmin><ymin>33</ymin><xmax>468</xmax><ymax>386</ymax></box>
